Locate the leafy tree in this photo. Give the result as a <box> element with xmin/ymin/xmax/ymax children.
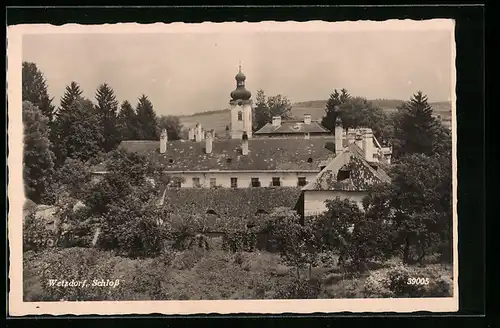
<box><xmin>365</xmin><ymin>151</ymin><xmax>452</xmax><ymax>264</ymax></box>
<box><xmin>158</xmin><ymin>115</ymin><xmax>183</xmax><ymax>141</ymax></box>
<box><xmin>392</xmin><ymin>91</ymin><xmax>440</xmax><ymax>158</ymax></box>
<box><xmin>53</xmin><ymin>98</ymin><xmax>104</xmax><ymax>164</ymax></box>
<box><xmin>321</xmin><ymin>88</ymin><xmax>350</xmax><ymax>132</ymax></box>
<box><xmin>23</xmin><ymin>101</ymin><xmax>55</xmax><ymax>203</ymax></box>
<box><xmin>117</xmin><ymin>100</ymin><xmax>139</xmax><ymax>141</ymax></box>
<box><xmin>43</xmin><ymin>157</ymin><xmax>94</xmax><ymax>205</ymax></box>
<box><xmin>314</xmin><ymin>198</ymin><xmax>394</xmax><ymax>271</ymax></box>
<box><xmin>22</xmin><ymin>62</ymin><xmax>56</xmax><ymax>123</ymax></box>
<box><xmin>267</xmin><ymin>211</ymin><xmax>319</xmax><ymax>279</ymax></box>
<box><xmin>94</xmin><ymin>83</ymin><xmax>119</xmax><ymax>151</ymax></box>
<box><xmin>135</xmin><ymin>95</ymin><xmax>159</xmax><ymax>140</ymax></box>
<box><xmin>252</xmin><ymin>89</ymin><xmax>270</xmax><ymax>131</ymax></box>
<box><xmin>267</xmin><ymin>94</ymin><xmax>292</xmax><ymax>120</ymax></box>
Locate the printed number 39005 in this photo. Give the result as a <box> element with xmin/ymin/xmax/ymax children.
<box><xmin>407</xmin><ymin>277</ymin><xmax>430</xmax><ymax>285</ymax></box>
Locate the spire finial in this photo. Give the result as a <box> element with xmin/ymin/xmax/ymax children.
<box><xmin>239</xmin><ymin>60</ymin><xmax>241</xmax><ymax>72</ymax></box>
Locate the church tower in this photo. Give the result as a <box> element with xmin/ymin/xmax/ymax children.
<box><xmin>229</xmin><ymin>65</ymin><xmax>253</xmax><ymax>139</ymax></box>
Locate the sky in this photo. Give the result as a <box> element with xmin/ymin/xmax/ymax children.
<box><xmin>22</xmin><ymin>26</ymin><xmax>453</xmax><ymax>116</ymax></box>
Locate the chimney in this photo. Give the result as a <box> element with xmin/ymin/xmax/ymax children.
<box><xmin>362</xmin><ymin>129</ymin><xmax>374</xmax><ymax>162</ymax></box>
<box><xmin>305</xmin><ymin>132</ymin><xmax>310</xmax><ymax>139</ymax></box>
<box><xmin>201</xmin><ymin>128</ymin><xmax>205</xmax><ymax>140</ymax></box>
<box><xmin>205</xmin><ymin>131</ymin><xmax>213</xmax><ymax>154</ymax></box>
<box><xmin>272</xmin><ymin>116</ymin><xmax>282</xmax><ymax>127</ymax></box>
<box><xmin>304</xmin><ymin>114</ymin><xmax>312</xmax><ymax>124</ymax></box>
<box><xmin>335</xmin><ymin>117</ymin><xmax>343</xmax><ymax>155</ymax></box>
<box><xmin>160</xmin><ymin>128</ymin><xmax>168</xmax><ymax>154</ymax></box>
<box><xmin>347</xmin><ymin>128</ymin><xmax>356</xmax><ymax>144</ymax></box>
<box><xmin>188</xmin><ymin>127</ymin><xmax>194</xmax><ymax>141</ymax></box>
<box><xmin>354</xmin><ymin>132</ymin><xmax>363</xmax><ymax>149</ymax></box>
<box><xmin>195</xmin><ymin>123</ymin><xmax>202</xmax><ymax>142</ymax></box>
<box><xmin>241</xmin><ymin>131</ymin><xmax>249</xmax><ymax>155</ymax></box>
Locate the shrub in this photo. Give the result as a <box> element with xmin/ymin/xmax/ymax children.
<box><xmin>274</xmin><ymin>278</ymin><xmax>322</xmax><ymax>299</ymax></box>
<box><xmin>427</xmin><ymin>275</ymin><xmax>453</xmax><ymax>297</ymax></box>
<box><xmin>222</xmin><ymin>228</ymin><xmax>258</xmax><ymax>253</ymax></box>
<box><xmin>171</xmin><ymin>248</ymin><xmax>207</xmax><ymax>270</ymax></box>
<box><xmin>363</xmin><ymin>271</ymin><xmax>394</xmax><ymax>298</ymax></box>
<box><xmin>23</xmin><ymin>213</ymin><xmax>58</xmax><ymax>251</ymax></box>
<box><xmin>384</xmin><ymin>264</ymin><xmax>425</xmax><ymax>297</ymax></box>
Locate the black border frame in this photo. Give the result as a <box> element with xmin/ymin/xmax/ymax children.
<box><xmin>5</xmin><ymin>4</ymin><xmax>489</xmax><ymax>327</ymax></box>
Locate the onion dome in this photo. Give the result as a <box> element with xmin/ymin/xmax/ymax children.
<box><xmin>230</xmin><ymin>65</ymin><xmax>252</xmax><ymax>101</ymax></box>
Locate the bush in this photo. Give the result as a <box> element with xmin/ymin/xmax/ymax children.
<box><xmin>274</xmin><ymin>278</ymin><xmax>322</xmax><ymax>299</ymax></box>
<box><xmin>363</xmin><ymin>271</ymin><xmax>394</xmax><ymax>298</ymax></box>
<box><xmin>171</xmin><ymin>248</ymin><xmax>207</xmax><ymax>270</ymax></box>
<box><xmin>384</xmin><ymin>264</ymin><xmax>425</xmax><ymax>297</ymax></box>
<box><xmin>23</xmin><ymin>213</ymin><xmax>58</xmax><ymax>251</ymax></box>
<box><xmin>222</xmin><ymin>228</ymin><xmax>258</xmax><ymax>253</ymax></box>
<box><xmin>427</xmin><ymin>275</ymin><xmax>453</xmax><ymax>297</ymax></box>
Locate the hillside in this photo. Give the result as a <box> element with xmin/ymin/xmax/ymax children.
<box><xmin>179</xmin><ymin>99</ymin><xmax>452</xmax><ymax>136</ymax></box>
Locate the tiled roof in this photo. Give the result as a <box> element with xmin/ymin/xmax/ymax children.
<box><xmin>116</xmin><ymin>138</ymin><xmax>337</xmax><ymax>171</ymax></box>
<box><xmin>158</xmin><ymin>187</ymin><xmax>302</xmax><ymax>230</ymax></box>
<box><xmin>254</xmin><ymin>120</ymin><xmax>331</xmax><ymax>135</ymax></box>
<box><xmin>302</xmin><ymin>143</ymin><xmax>391</xmax><ymax>192</ymax></box>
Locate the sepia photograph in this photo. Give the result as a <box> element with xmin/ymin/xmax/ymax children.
<box><xmin>8</xmin><ymin>19</ymin><xmax>457</xmax><ymax>315</ymax></box>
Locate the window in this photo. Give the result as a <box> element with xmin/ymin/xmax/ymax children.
<box><xmin>238</xmin><ymin>111</ymin><xmax>243</xmax><ymax>121</ymax></box>
<box><xmin>209</xmin><ymin>178</ymin><xmax>217</xmax><ymax>188</ymax></box>
<box><xmin>320</xmin><ymin>165</ymin><xmax>326</xmax><ymax>171</ymax></box>
<box><xmin>251</xmin><ymin>178</ymin><xmax>261</xmax><ymax>187</ymax></box>
<box><xmin>337</xmin><ymin>170</ymin><xmax>351</xmax><ymax>181</ymax></box>
<box><xmin>297</xmin><ymin>177</ymin><xmax>307</xmax><ymax>186</ymax></box>
<box><xmin>171</xmin><ymin>179</ymin><xmax>182</xmax><ymax>188</ymax></box>
<box><xmin>231</xmin><ymin>177</ymin><xmax>238</xmax><ymax>188</ymax></box>
<box><xmin>272</xmin><ymin>177</ymin><xmax>281</xmax><ymax>187</ymax></box>
<box><xmin>307</xmin><ymin>157</ymin><xmax>313</xmax><ymax>163</ymax></box>
<box><xmin>192</xmin><ymin>177</ymin><xmax>201</xmax><ymax>188</ymax></box>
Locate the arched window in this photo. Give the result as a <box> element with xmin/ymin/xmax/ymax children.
<box><xmin>237</xmin><ymin>111</ymin><xmax>243</xmax><ymax>121</ymax></box>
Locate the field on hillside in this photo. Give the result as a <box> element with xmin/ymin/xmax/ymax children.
<box><xmin>179</xmin><ymin>100</ymin><xmax>452</xmax><ymax>136</ymax></box>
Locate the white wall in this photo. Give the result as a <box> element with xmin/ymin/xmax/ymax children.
<box><xmin>170</xmin><ymin>171</ymin><xmax>319</xmax><ymax>188</ymax></box>
<box><xmin>230</xmin><ymin>102</ymin><xmax>252</xmax><ymax>139</ymax></box>
<box><xmin>303</xmin><ymin>190</ymin><xmax>367</xmax><ymax>216</ymax></box>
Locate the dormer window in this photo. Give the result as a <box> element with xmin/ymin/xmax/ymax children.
<box><xmin>307</xmin><ymin>157</ymin><xmax>313</xmax><ymax>163</ymax></box>
<box><xmin>238</xmin><ymin>111</ymin><xmax>243</xmax><ymax>121</ymax></box>
<box><xmin>337</xmin><ymin>169</ymin><xmax>351</xmax><ymax>181</ymax></box>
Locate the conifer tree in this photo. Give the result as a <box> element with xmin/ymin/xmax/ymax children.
<box><xmin>55</xmin><ymin>98</ymin><xmax>104</xmax><ymax>163</ymax></box>
<box><xmin>252</xmin><ymin>89</ymin><xmax>270</xmax><ymax>132</ymax></box>
<box><xmin>52</xmin><ymin>82</ymin><xmax>85</xmax><ymax>166</ymax></box>
<box><xmin>59</xmin><ymin>81</ymin><xmax>83</xmax><ymax>112</ymax></box>
<box><xmin>393</xmin><ymin>91</ymin><xmax>439</xmax><ymax>158</ymax></box>
<box><xmin>94</xmin><ymin>83</ymin><xmax>119</xmax><ymax>151</ymax></box>
<box><xmin>117</xmin><ymin>100</ymin><xmax>139</xmax><ymax>141</ymax></box>
<box><xmin>22</xmin><ymin>62</ymin><xmax>56</xmax><ymax>123</ymax></box>
<box><xmin>321</xmin><ymin>88</ymin><xmax>352</xmax><ymax>132</ymax></box>
<box><xmin>135</xmin><ymin>95</ymin><xmax>159</xmax><ymax>140</ymax></box>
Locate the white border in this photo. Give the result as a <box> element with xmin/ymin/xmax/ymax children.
<box><xmin>7</xmin><ymin>19</ymin><xmax>458</xmax><ymax>316</ymax></box>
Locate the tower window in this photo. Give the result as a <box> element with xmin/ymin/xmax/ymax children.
<box><xmin>238</xmin><ymin>111</ymin><xmax>243</xmax><ymax>121</ymax></box>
